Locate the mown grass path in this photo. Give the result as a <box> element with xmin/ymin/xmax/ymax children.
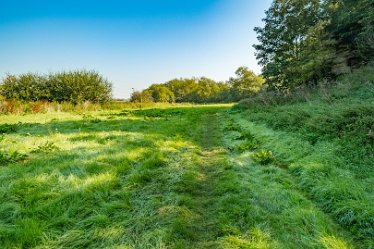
<box><xmin>0</xmin><ymin>106</ymin><xmax>361</xmax><ymax>248</ymax></box>
<box><xmin>177</xmin><ymin>110</ymin><xmax>226</xmax><ymax>248</ymax></box>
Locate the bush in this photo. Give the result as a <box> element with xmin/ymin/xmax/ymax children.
<box><xmin>0</xmin><ymin>70</ymin><xmax>112</xmax><ymax>104</ymax></box>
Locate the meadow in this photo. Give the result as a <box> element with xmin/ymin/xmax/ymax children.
<box><xmin>1</xmin><ymin>97</ymin><xmax>371</xmax><ymax>248</ymax></box>
<box><xmin>1</xmin><ymin>0</ymin><xmax>373</xmax><ymax>247</ymax></box>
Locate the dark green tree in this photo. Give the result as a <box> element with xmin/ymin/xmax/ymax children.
<box><xmin>254</xmin><ymin>0</ymin><xmax>334</xmax><ymax>89</ymax></box>
<box><xmin>326</xmin><ymin>0</ymin><xmax>374</xmax><ymax>64</ymax></box>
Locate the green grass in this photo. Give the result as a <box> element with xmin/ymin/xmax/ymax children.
<box><xmin>0</xmin><ymin>101</ymin><xmax>365</xmax><ymax>248</ymax></box>
<box><xmin>234</xmin><ymin>67</ymin><xmax>374</xmax><ymax>248</ymax></box>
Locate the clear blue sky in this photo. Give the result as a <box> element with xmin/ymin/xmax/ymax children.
<box><xmin>0</xmin><ymin>0</ymin><xmax>272</xmax><ymax>99</ymax></box>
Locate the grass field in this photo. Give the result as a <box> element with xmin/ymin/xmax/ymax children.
<box><xmin>0</xmin><ymin>101</ymin><xmax>371</xmax><ymax>248</ymax></box>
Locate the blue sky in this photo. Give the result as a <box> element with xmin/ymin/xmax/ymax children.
<box><xmin>0</xmin><ymin>0</ymin><xmax>272</xmax><ymax>98</ymax></box>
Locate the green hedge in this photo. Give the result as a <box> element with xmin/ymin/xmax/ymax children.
<box><xmin>0</xmin><ymin>70</ymin><xmax>112</xmax><ymax>103</ymax></box>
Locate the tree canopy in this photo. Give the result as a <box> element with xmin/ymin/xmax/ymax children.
<box><xmin>131</xmin><ymin>67</ymin><xmax>264</xmax><ymax>103</ymax></box>
<box><xmin>254</xmin><ymin>0</ymin><xmax>374</xmax><ymax>90</ymax></box>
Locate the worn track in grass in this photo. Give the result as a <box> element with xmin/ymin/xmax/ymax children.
<box><xmin>0</xmin><ymin>106</ymin><xmax>360</xmax><ymax>248</ymax></box>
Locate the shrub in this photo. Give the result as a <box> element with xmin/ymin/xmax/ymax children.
<box><xmin>0</xmin><ymin>70</ymin><xmax>112</xmax><ymax>104</ymax></box>
<box><xmin>251</xmin><ymin>149</ymin><xmax>275</xmax><ymax>165</ymax></box>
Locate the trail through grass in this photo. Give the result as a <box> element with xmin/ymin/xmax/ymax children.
<box><xmin>233</xmin><ymin>68</ymin><xmax>374</xmax><ymax>248</ymax></box>
<box><xmin>0</xmin><ymin>105</ymin><xmax>362</xmax><ymax>248</ymax></box>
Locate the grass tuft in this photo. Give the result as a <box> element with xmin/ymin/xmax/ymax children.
<box><xmin>251</xmin><ymin>149</ymin><xmax>275</xmax><ymax>165</ymax></box>
<box><xmin>31</xmin><ymin>141</ymin><xmax>60</xmax><ymax>153</ymax></box>
<box><xmin>0</xmin><ymin>150</ymin><xmax>28</xmax><ymax>166</ymax></box>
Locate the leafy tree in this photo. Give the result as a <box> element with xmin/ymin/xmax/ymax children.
<box><xmin>326</xmin><ymin>0</ymin><xmax>374</xmax><ymax>64</ymax></box>
<box><xmin>228</xmin><ymin>67</ymin><xmax>265</xmax><ymax>100</ymax></box>
<box><xmin>166</xmin><ymin>79</ymin><xmax>198</xmax><ymax>102</ymax></box>
<box><xmin>254</xmin><ymin>0</ymin><xmax>333</xmax><ymax>89</ymax></box>
<box><xmin>131</xmin><ymin>69</ymin><xmax>264</xmax><ymax>104</ymax></box>
<box><xmin>195</xmin><ymin>77</ymin><xmax>223</xmax><ymax>102</ymax></box>
<box><xmin>148</xmin><ymin>84</ymin><xmax>175</xmax><ymax>103</ymax></box>
<box><xmin>131</xmin><ymin>90</ymin><xmax>154</xmax><ymax>103</ymax></box>
<box><xmin>1</xmin><ymin>73</ymin><xmax>50</xmax><ymax>101</ymax></box>
<box><xmin>181</xmin><ymin>77</ymin><xmax>224</xmax><ymax>103</ymax></box>
<box><xmin>130</xmin><ymin>90</ymin><xmax>142</xmax><ymax>102</ymax></box>
<box><xmin>255</xmin><ymin>0</ymin><xmax>373</xmax><ymax>90</ymax></box>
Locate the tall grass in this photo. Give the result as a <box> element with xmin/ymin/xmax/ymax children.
<box><xmin>0</xmin><ymin>106</ymin><xmax>355</xmax><ymax>248</ymax></box>
<box><xmin>0</xmin><ymin>99</ymin><xmax>201</xmax><ymax>115</ymax></box>
<box><xmin>236</xmin><ymin>66</ymin><xmax>374</xmax><ymax>109</ymax></box>
<box><xmin>233</xmin><ymin>66</ymin><xmax>374</xmax><ymax>247</ymax></box>
<box><xmin>0</xmin><ymin>99</ymin><xmax>101</xmax><ymax>114</ymax></box>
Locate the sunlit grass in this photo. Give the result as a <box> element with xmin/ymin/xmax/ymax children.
<box><xmin>232</xmin><ymin>68</ymin><xmax>373</xmax><ymax>248</ymax></box>
<box><xmin>0</xmin><ymin>104</ymin><xmax>361</xmax><ymax>248</ymax></box>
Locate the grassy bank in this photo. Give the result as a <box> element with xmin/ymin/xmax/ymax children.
<box><xmin>234</xmin><ymin>67</ymin><xmax>374</xmax><ymax>247</ymax></box>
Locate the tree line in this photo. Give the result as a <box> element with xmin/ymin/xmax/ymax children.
<box><xmin>254</xmin><ymin>0</ymin><xmax>374</xmax><ymax>90</ymax></box>
<box><xmin>3</xmin><ymin>0</ymin><xmax>369</xmax><ymax>104</ymax></box>
<box><xmin>0</xmin><ymin>71</ymin><xmax>112</xmax><ymax>104</ymax></box>
<box><xmin>131</xmin><ymin>67</ymin><xmax>264</xmax><ymax>103</ymax></box>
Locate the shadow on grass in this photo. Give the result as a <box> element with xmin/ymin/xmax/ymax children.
<box><xmin>0</xmin><ymin>105</ymin><xmax>358</xmax><ymax>248</ymax></box>
<box><xmin>0</xmin><ymin>106</ymin><xmax>229</xmax><ymax>248</ymax></box>
<box><xmin>16</xmin><ymin>106</ymin><xmax>228</xmax><ymax>149</ymax></box>
<box><xmin>2</xmin><ymin>133</ymin><xmax>180</xmax><ymax>247</ymax></box>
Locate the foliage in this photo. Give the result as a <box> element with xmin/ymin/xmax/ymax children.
<box><xmin>237</xmin><ymin>65</ymin><xmax>374</xmax><ymax>109</ymax></box>
<box><xmin>234</xmin><ymin>67</ymin><xmax>374</xmax><ymax>247</ymax></box>
<box><xmin>0</xmin><ymin>70</ymin><xmax>112</xmax><ymax>104</ymax></box>
<box><xmin>131</xmin><ymin>68</ymin><xmax>264</xmax><ymax>103</ymax></box>
<box><xmin>326</xmin><ymin>0</ymin><xmax>374</xmax><ymax>63</ymax></box>
<box><xmin>254</xmin><ymin>0</ymin><xmax>327</xmax><ymax>89</ymax></box>
<box><xmin>251</xmin><ymin>149</ymin><xmax>275</xmax><ymax>165</ymax></box>
<box><xmin>227</xmin><ymin>128</ymin><xmax>260</xmax><ymax>152</ymax></box>
<box><xmin>228</xmin><ymin>67</ymin><xmax>265</xmax><ymax>101</ymax></box>
<box><xmin>254</xmin><ymin>0</ymin><xmax>373</xmax><ymax>90</ymax></box>
<box><xmin>148</xmin><ymin>84</ymin><xmax>175</xmax><ymax>103</ymax></box>
<box><xmin>237</xmin><ymin>140</ymin><xmax>259</xmax><ymax>152</ymax></box>
<box><xmin>130</xmin><ymin>90</ymin><xmax>153</xmax><ymax>103</ymax></box>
